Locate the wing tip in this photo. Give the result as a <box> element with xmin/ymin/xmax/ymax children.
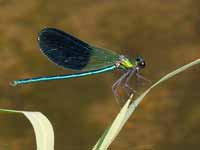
<box><xmin>38</xmin><ymin>27</ymin><xmax>59</xmax><ymax>41</ymax></box>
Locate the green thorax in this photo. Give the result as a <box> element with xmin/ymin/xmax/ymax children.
<box><xmin>118</xmin><ymin>55</ymin><xmax>137</xmax><ymax>70</ymax></box>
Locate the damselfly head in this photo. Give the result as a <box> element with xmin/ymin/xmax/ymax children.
<box><xmin>135</xmin><ymin>56</ymin><xmax>145</xmax><ymax>69</ymax></box>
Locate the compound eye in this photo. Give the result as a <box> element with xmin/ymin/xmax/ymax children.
<box><xmin>136</xmin><ymin>57</ymin><xmax>141</xmax><ymax>62</ymax></box>
<box><xmin>140</xmin><ymin>61</ymin><xmax>145</xmax><ymax>68</ymax></box>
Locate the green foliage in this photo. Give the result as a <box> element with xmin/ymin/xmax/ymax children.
<box><xmin>0</xmin><ymin>109</ymin><xmax>54</xmax><ymax>150</ymax></box>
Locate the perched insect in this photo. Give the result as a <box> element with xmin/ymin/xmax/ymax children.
<box><xmin>11</xmin><ymin>28</ymin><xmax>146</xmax><ymax>103</ymax></box>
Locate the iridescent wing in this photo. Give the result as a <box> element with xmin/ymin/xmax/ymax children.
<box><xmin>38</xmin><ymin>28</ymin><xmax>119</xmax><ymax>71</ymax></box>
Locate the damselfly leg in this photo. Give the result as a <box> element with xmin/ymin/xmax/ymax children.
<box><xmin>136</xmin><ymin>72</ymin><xmax>152</xmax><ymax>86</ymax></box>
<box><xmin>112</xmin><ymin>70</ymin><xmax>131</xmax><ymax>105</ymax></box>
<box><xmin>122</xmin><ymin>68</ymin><xmax>138</xmax><ymax>97</ymax></box>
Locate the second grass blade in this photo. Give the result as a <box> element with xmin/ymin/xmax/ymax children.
<box><xmin>93</xmin><ymin>58</ymin><xmax>200</xmax><ymax>150</ymax></box>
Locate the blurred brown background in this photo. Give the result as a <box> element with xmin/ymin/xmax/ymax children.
<box><xmin>0</xmin><ymin>0</ymin><xmax>200</xmax><ymax>149</ymax></box>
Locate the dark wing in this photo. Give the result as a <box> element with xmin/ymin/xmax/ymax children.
<box><xmin>38</xmin><ymin>28</ymin><xmax>119</xmax><ymax>70</ymax></box>
<box><xmin>38</xmin><ymin>28</ymin><xmax>91</xmax><ymax>70</ymax></box>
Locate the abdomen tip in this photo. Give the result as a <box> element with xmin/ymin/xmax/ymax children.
<box><xmin>10</xmin><ymin>81</ymin><xmax>17</xmax><ymax>86</ymax></box>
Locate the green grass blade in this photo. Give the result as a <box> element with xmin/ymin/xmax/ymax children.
<box><xmin>92</xmin><ymin>96</ymin><xmax>132</xmax><ymax>150</ymax></box>
<box><xmin>0</xmin><ymin>109</ymin><xmax>54</xmax><ymax>150</ymax></box>
<box><xmin>93</xmin><ymin>58</ymin><xmax>200</xmax><ymax>150</ymax></box>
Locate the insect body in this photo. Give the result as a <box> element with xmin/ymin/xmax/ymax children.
<box><xmin>11</xmin><ymin>28</ymin><xmax>146</xmax><ymax>102</ymax></box>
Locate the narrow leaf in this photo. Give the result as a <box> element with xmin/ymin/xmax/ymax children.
<box><xmin>0</xmin><ymin>109</ymin><xmax>54</xmax><ymax>150</ymax></box>
<box><xmin>93</xmin><ymin>59</ymin><xmax>200</xmax><ymax>150</ymax></box>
